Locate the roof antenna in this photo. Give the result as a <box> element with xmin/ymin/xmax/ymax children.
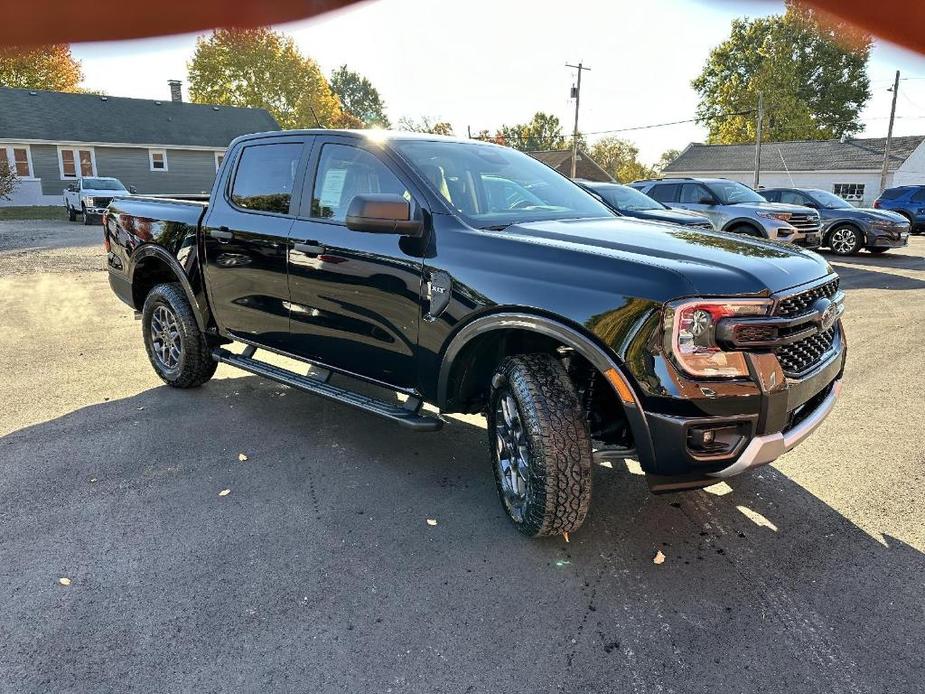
<box><xmin>777</xmin><ymin>147</ymin><xmax>795</xmax><ymax>186</ymax></box>
<box><xmin>308</xmin><ymin>104</ymin><xmax>324</xmax><ymax>128</ymax></box>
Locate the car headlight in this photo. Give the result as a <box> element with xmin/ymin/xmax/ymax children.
<box><xmin>82</xmin><ymin>195</ymin><xmax>95</xmax><ymax>207</ymax></box>
<box><xmin>664</xmin><ymin>299</ymin><xmax>772</xmax><ymax>378</ymax></box>
<box><xmin>756</xmin><ymin>210</ymin><xmax>792</xmax><ymax>221</ymax></box>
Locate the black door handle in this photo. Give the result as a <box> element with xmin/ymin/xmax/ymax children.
<box><xmin>209</xmin><ymin>227</ymin><xmax>233</xmax><ymax>240</ymax></box>
<box><xmin>294</xmin><ymin>242</ymin><xmax>325</xmax><ymax>255</ymax></box>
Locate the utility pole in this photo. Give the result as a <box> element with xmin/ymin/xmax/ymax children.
<box><xmin>753</xmin><ymin>92</ymin><xmax>764</xmax><ymax>188</ymax></box>
<box><xmin>566</xmin><ymin>62</ymin><xmax>591</xmax><ymax>178</ymax></box>
<box><xmin>879</xmin><ymin>70</ymin><xmax>900</xmax><ymax>194</ymax></box>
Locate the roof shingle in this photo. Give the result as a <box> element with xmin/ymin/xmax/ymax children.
<box><xmin>527</xmin><ymin>149</ymin><xmax>614</xmax><ymax>182</ymax></box>
<box><xmin>0</xmin><ymin>87</ymin><xmax>279</xmax><ymax>148</ymax></box>
<box><xmin>664</xmin><ymin>135</ymin><xmax>925</xmax><ymax>173</ymax></box>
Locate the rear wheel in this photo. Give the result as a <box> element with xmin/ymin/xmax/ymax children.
<box><xmin>487</xmin><ymin>354</ymin><xmax>593</xmax><ymax>537</ymax></box>
<box><xmin>142</xmin><ymin>283</ymin><xmax>217</xmax><ymax>388</ymax></box>
<box><xmin>67</xmin><ymin>205</ymin><xmax>77</xmax><ymax>222</ymax></box>
<box><xmin>828</xmin><ymin>224</ymin><xmax>862</xmax><ymax>256</ymax></box>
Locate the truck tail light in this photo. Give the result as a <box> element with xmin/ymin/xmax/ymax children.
<box><xmin>664</xmin><ymin>299</ymin><xmax>772</xmax><ymax>378</ymax></box>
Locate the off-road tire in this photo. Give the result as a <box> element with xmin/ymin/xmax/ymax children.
<box><xmin>141</xmin><ymin>282</ymin><xmax>217</xmax><ymax>388</ymax></box>
<box><xmin>827</xmin><ymin>224</ymin><xmax>862</xmax><ymax>256</ymax></box>
<box><xmin>487</xmin><ymin>354</ymin><xmax>593</xmax><ymax>537</ymax></box>
<box><xmin>67</xmin><ymin>205</ymin><xmax>77</xmax><ymax>222</ymax></box>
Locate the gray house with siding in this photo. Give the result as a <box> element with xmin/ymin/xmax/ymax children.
<box><xmin>0</xmin><ymin>84</ymin><xmax>279</xmax><ymax>206</ymax></box>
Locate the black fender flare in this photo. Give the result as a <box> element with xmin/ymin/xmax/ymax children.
<box><xmin>129</xmin><ymin>244</ymin><xmax>208</xmax><ymax>331</ymax></box>
<box><xmin>436</xmin><ymin>311</ymin><xmax>656</xmax><ymax>469</ymax></box>
<box><xmin>721</xmin><ymin>218</ymin><xmax>765</xmax><ymax>236</ymax></box>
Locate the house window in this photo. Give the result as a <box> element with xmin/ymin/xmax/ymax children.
<box><xmin>215</xmin><ymin>152</ymin><xmax>225</xmax><ymax>172</ymax></box>
<box><xmin>58</xmin><ymin>146</ymin><xmax>96</xmax><ymax>179</ymax></box>
<box><xmin>833</xmin><ymin>183</ymin><xmax>864</xmax><ymax>202</ymax></box>
<box><xmin>0</xmin><ymin>144</ymin><xmax>34</xmax><ymax>178</ymax></box>
<box><xmin>149</xmin><ymin>149</ymin><xmax>168</xmax><ymax>172</ymax></box>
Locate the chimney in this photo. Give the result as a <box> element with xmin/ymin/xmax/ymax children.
<box><xmin>168</xmin><ymin>80</ymin><xmax>182</xmax><ymax>103</ymax></box>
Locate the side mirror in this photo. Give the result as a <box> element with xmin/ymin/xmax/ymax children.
<box><xmin>67</xmin><ymin>184</ymin><xmax>76</xmax><ymax>192</ymax></box>
<box><xmin>698</xmin><ymin>196</ymin><xmax>715</xmax><ymax>205</ymax></box>
<box><xmin>804</xmin><ymin>201</ymin><xmax>818</xmax><ymax>209</ymax></box>
<box><xmin>129</xmin><ymin>185</ymin><xmax>137</xmax><ymax>194</ymax></box>
<box><xmin>345</xmin><ymin>194</ymin><xmax>423</xmax><ymax>236</ymax></box>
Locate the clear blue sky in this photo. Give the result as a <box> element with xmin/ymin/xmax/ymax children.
<box><xmin>71</xmin><ymin>0</ymin><xmax>925</xmax><ymax>164</ymax></box>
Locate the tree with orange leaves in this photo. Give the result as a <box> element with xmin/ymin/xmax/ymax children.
<box><xmin>0</xmin><ymin>44</ymin><xmax>82</xmax><ymax>92</ymax></box>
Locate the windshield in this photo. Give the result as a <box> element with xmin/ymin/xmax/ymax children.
<box><xmin>391</xmin><ymin>140</ymin><xmax>613</xmax><ymax>228</ymax></box>
<box><xmin>595</xmin><ymin>184</ymin><xmax>665</xmax><ymax>211</ymax></box>
<box><xmin>706</xmin><ymin>180</ymin><xmax>766</xmax><ymax>204</ymax></box>
<box><xmin>82</xmin><ymin>177</ymin><xmax>126</xmax><ymax>191</ymax></box>
<box><xmin>808</xmin><ymin>189</ymin><xmax>852</xmax><ymax>209</ymax></box>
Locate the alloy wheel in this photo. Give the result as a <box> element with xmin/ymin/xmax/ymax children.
<box><xmin>830</xmin><ymin>227</ymin><xmax>858</xmax><ymax>255</ymax></box>
<box><xmin>494</xmin><ymin>392</ymin><xmax>530</xmax><ymax>521</ymax></box>
<box><xmin>150</xmin><ymin>304</ymin><xmax>182</xmax><ymax>371</ymax></box>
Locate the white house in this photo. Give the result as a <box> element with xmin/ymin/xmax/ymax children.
<box><xmin>662</xmin><ymin>135</ymin><xmax>925</xmax><ymax>206</ymax></box>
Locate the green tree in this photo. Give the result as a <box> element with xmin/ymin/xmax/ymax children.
<box><xmin>188</xmin><ymin>28</ymin><xmax>347</xmax><ymax>129</ymax></box>
<box><xmin>0</xmin><ymin>162</ymin><xmax>16</xmax><ymax>200</ymax></box>
<box><xmin>589</xmin><ymin>137</ymin><xmax>654</xmax><ymax>183</ymax></box>
<box><xmin>0</xmin><ymin>44</ymin><xmax>82</xmax><ymax>92</ymax></box>
<box><xmin>397</xmin><ymin>116</ymin><xmax>454</xmax><ymax>135</ymax></box>
<box><xmin>330</xmin><ymin>65</ymin><xmax>390</xmax><ymax>128</ymax></box>
<box><xmin>655</xmin><ymin>148</ymin><xmax>680</xmax><ymax>172</ymax></box>
<box><xmin>693</xmin><ymin>2</ymin><xmax>871</xmax><ymax>143</ymax></box>
<box><xmin>499</xmin><ymin>112</ymin><xmax>566</xmax><ymax>151</ymax></box>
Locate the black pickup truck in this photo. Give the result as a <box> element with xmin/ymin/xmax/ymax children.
<box><xmin>104</xmin><ymin>130</ymin><xmax>846</xmax><ymax>537</ymax></box>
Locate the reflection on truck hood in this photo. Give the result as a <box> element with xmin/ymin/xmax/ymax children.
<box><xmin>502</xmin><ymin>217</ymin><xmax>833</xmax><ymax>297</ymax></box>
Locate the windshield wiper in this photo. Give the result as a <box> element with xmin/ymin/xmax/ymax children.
<box><xmin>483</xmin><ymin>223</ymin><xmax>515</xmax><ymax>231</ymax></box>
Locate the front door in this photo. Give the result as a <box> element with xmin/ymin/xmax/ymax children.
<box><xmin>202</xmin><ymin>136</ymin><xmax>309</xmax><ymax>349</ymax></box>
<box><xmin>285</xmin><ymin>137</ymin><xmax>426</xmax><ymax>388</ymax></box>
<box><xmin>676</xmin><ymin>182</ymin><xmax>722</xmax><ymax>228</ymax></box>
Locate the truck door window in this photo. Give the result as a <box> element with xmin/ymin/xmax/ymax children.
<box><xmin>310</xmin><ymin>144</ymin><xmax>409</xmax><ymax>222</ymax></box>
<box><xmin>230</xmin><ymin>142</ymin><xmax>302</xmax><ymax>214</ymax></box>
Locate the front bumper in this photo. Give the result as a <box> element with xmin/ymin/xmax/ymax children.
<box><xmin>84</xmin><ymin>207</ymin><xmax>108</xmax><ymax>216</ymax></box>
<box><xmin>794</xmin><ymin>231</ymin><xmax>822</xmax><ymax>248</ymax></box>
<box><xmin>867</xmin><ymin>227</ymin><xmax>909</xmax><ymax>248</ymax></box>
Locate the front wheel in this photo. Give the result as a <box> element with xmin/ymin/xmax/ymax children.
<box><xmin>81</xmin><ymin>205</ymin><xmax>93</xmax><ymax>226</ymax></box>
<box><xmin>142</xmin><ymin>283</ymin><xmax>217</xmax><ymax>388</ymax></box>
<box><xmin>487</xmin><ymin>354</ymin><xmax>593</xmax><ymax>537</ymax></box>
<box><xmin>828</xmin><ymin>225</ymin><xmax>863</xmax><ymax>255</ymax></box>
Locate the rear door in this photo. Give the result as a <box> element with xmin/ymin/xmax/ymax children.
<box><xmin>284</xmin><ymin>135</ymin><xmax>427</xmax><ymax>388</ymax></box>
<box><xmin>202</xmin><ymin>135</ymin><xmax>311</xmax><ymax>350</ymax></box>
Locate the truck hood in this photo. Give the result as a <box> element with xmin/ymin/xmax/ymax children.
<box><xmin>79</xmin><ymin>188</ymin><xmax>128</xmax><ymax>197</ymax></box>
<box><xmin>503</xmin><ymin>217</ymin><xmax>833</xmax><ymax>297</ymax></box>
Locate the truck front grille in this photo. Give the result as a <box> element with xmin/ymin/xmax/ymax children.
<box><xmin>92</xmin><ymin>196</ymin><xmax>113</xmax><ymax>208</ymax></box>
<box><xmin>787</xmin><ymin>212</ymin><xmax>821</xmax><ymax>233</ymax></box>
<box><xmin>775</xmin><ymin>326</ymin><xmax>837</xmax><ymax>376</ymax></box>
<box><xmin>775</xmin><ymin>278</ymin><xmax>839</xmax><ymax>317</ymax></box>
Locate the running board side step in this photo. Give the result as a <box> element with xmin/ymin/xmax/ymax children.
<box><xmin>212</xmin><ymin>348</ymin><xmax>444</xmax><ymax>432</ymax></box>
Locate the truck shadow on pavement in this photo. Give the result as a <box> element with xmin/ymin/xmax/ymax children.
<box><xmin>1</xmin><ymin>374</ymin><xmax>923</xmax><ymax>694</ymax></box>
<box><xmin>824</xmin><ymin>248</ymin><xmax>925</xmax><ymax>291</ymax></box>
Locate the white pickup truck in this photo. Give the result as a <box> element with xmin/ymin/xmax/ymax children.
<box><xmin>64</xmin><ymin>177</ymin><xmax>135</xmax><ymax>225</ymax></box>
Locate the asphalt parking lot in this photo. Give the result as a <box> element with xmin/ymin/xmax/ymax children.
<box><xmin>1</xmin><ymin>218</ymin><xmax>923</xmax><ymax>694</ymax></box>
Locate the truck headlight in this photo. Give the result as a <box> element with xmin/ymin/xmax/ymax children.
<box><xmin>82</xmin><ymin>196</ymin><xmax>95</xmax><ymax>207</ymax></box>
<box><xmin>756</xmin><ymin>210</ymin><xmax>792</xmax><ymax>222</ymax></box>
<box><xmin>664</xmin><ymin>299</ymin><xmax>772</xmax><ymax>378</ymax></box>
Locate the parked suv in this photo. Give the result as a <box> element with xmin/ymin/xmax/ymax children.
<box><xmin>577</xmin><ymin>181</ymin><xmax>713</xmax><ymax>228</ymax></box>
<box><xmin>760</xmin><ymin>187</ymin><xmax>910</xmax><ymax>256</ymax></box>
<box><xmin>631</xmin><ymin>177</ymin><xmax>822</xmax><ymax>247</ymax></box>
<box><xmin>873</xmin><ymin>185</ymin><xmax>925</xmax><ymax>234</ymax></box>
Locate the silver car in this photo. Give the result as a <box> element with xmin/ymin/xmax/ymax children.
<box><xmin>631</xmin><ymin>177</ymin><xmax>822</xmax><ymax>247</ymax></box>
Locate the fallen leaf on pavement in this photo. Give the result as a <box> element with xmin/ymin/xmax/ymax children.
<box><xmin>563</xmin><ymin>531</ymin><xmax>570</xmax><ymax>543</ymax></box>
<box><xmin>219</xmin><ymin>489</ymin><xmax>231</xmax><ymax>497</ymax></box>
<box><xmin>58</xmin><ymin>577</ymin><xmax>71</xmax><ymax>586</ymax></box>
<box><xmin>426</xmin><ymin>518</ymin><xmax>437</xmax><ymax>526</ymax></box>
<box><xmin>653</xmin><ymin>550</ymin><xmax>666</xmax><ymax>565</ymax></box>
<box><xmin>238</xmin><ymin>453</ymin><xmax>248</xmax><ymax>462</ymax></box>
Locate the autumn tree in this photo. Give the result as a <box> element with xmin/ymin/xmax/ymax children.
<box><xmin>498</xmin><ymin>113</ymin><xmax>566</xmax><ymax>151</ymax></box>
<box><xmin>589</xmin><ymin>137</ymin><xmax>655</xmax><ymax>183</ymax></box>
<box><xmin>397</xmin><ymin>116</ymin><xmax>454</xmax><ymax>135</ymax></box>
<box><xmin>693</xmin><ymin>2</ymin><xmax>871</xmax><ymax>143</ymax></box>
<box><xmin>655</xmin><ymin>148</ymin><xmax>680</xmax><ymax>172</ymax></box>
<box><xmin>0</xmin><ymin>163</ymin><xmax>16</xmax><ymax>200</ymax></box>
<box><xmin>330</xmin><ymin>65</ymin><xmax>390</xmax><ymax>128</ymax></box>
<box><xmin>188</xmin><ymin>28</ymin><xmax>347</xmax><ymax>129</ymax></box>
<box><xmin>0</xmin><ymin>44</ymin><xmax>82</xmax><ymax>92</ymax></box>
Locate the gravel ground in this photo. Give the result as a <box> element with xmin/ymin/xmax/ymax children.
<box><xmin>0</xmin><ymin>219</ymin><xmax>923</xmax><ymax>693</ymax></box>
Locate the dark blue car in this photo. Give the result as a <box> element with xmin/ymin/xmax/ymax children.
<box><xmin>873</xmin><ymin>185</ymin><xmax>925</xmax><ymax>234</ymax></box>
<box><xmin>578</xmin><ymin>181</ymin><xmax>713</xmax><ymax>229</ymax></box>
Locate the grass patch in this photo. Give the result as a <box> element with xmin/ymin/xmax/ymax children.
<box><xmin>0</xmin><ymin>206</ymin><xmax>64</xmax><ymax>221</ymax></box>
